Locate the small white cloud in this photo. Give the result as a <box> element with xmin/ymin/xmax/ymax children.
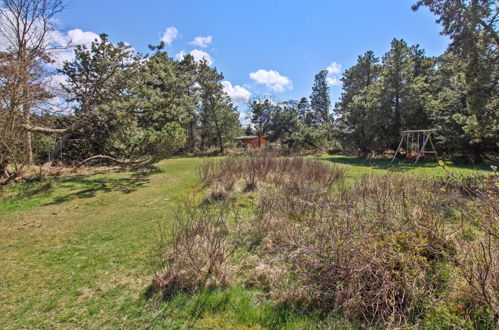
<box><xmin>67</xmin><ymin>29</ymin><xmax>99</xmax><ymax>48</ymax></box>
<box><xmin>326</xmin><ymin>61</ymin><xmax>342</xmax><ymax>86</ymax></box>
<box><xmin>161</xmin><ymin>26</ymin><xmax>178</xmax><ymax>45</ymax></box>
<box><xmin>174</xmin><ymin>50</ymin><xmax>187</xmax><ymax>60</ymax></box>
<box><xmin>48</xmin><ymin>28</ymin><xmax>100</xmax><ymax>69</ymax></box>
<box><xmin>43</xmin><ymin>74</ymin><xmax>68</xmax><ymax>93</ymax></box>
<box><xmin>175</xmin><ymin>49</ymin><xmax>214</xmax><ymax>65</ymax></box>
<box><xmin>190</xmin><ymin>35</ymin><xmax>212</xmax><ymax>48</ymax></box>
<box><xmin>326</xmin><ymin>76</ymin><xmax>341</xmax><ymax>86</ymax></box>
<box><xmin>249</xmin><ymin>69</ymin><xmax>292</xmax><ymax>92</ymax></box>
<box><xmin>222</xmin><ymin>81</ymin><xmax>251</xmax><ymax>104</ymax></box>
<box><xmin>326</xmin><ymin>61</ymin><xmax>341</xmax><ymax>75</ymax></box>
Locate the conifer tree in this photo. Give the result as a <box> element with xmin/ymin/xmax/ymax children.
<box><xmin>310</xmin><ymin>69</ymin><xmax>331</xmax><ymax>125</ymax></box>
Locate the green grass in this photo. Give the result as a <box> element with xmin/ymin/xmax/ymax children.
<box><xmin>0</xmin><ymin>156</ymin><xmax>494</xmax><ymax>329</ymax></box>
<box><xmin>319</xmin><ymin>155</ymin><xmax>493</xmax><ymax>182</ymax></box>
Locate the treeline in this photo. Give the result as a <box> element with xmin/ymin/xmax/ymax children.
<box><xmin>54</xmin><ymin>37</ymin><xmax>241</xmax><ymax>163</ymax></box>
<box><xmin>1</xmin><ymin>0</ymin><xmax>497</xmax><ymax>182</ymax></box>
<box><xmin>335</xmin><ymin>34</ymin><xmax>497</xmax><ymax>163</ymax></box>
<box><xmin>247</xmin><ymin>0</ymin><xmax>497</xmax><ymax>163</ymax></box>
<box><xmin>0</xmin><ymin>0</ymin><xmax>242</xmax><ymax>179</ymax></box>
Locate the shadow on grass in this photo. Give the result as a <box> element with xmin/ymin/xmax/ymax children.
<box><xmin>3</xmin><ymin>166</ymin><xmax>160</xmax><ymax>209</ymax></box>
<box><xmin>322</xmin><ymin>155</ymin><xmax>491</xmax><ymax>173</ymax></box>
<box><xmin>44</xmin><ymin>168</ymin><xmax>159</xmax><ymax>205</ymax></box>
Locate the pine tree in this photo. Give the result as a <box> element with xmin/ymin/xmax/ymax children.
<box><xmin>335</xmin><ymin>51</ymin><xmax>381</xmax><ymax>154</ymax></box>
<box><xmin>310</xmin><ymin>69</ymin><xmax>331</xmax><ymax>125</ymax></box>
<box><xmin>380</xmin><ymin>39</ymin><xmax>414</xmax><ymax>140</ymax></box>
<box><xmin>197</xmin><ymin>61</ymin><xmax>240</xmax><ymax>153</ymax></box>
<box><xmin>414</xmin><ymin>0</ymin><xmax>498</xmax><ymax>162</ymax></box>
<box><xmin>297</xmin><ymin>97</ymin><xmax>313</xmax><ymax>125</ymax></box>
<box><xmin>249</xmin><ymin>99</ymin><xmax>274</xmax><ymax>139</ymax></box>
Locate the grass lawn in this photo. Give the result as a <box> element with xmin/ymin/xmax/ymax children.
<box><xmin>0</xmin><ymin>156</ymin><xmax>494</xmax><ymax>329</ymax></box>
<box><xmin>319</xmin><ymin>155</ymin><xmax>493</xmax><ymax>181</ymax></box>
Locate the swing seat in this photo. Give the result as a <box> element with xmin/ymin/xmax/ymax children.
<box><xmin>406</xmin><ymin>155</ymin><xmax>414</xmax><ymax>159</ymax></box>
<box><xmin>48</xmin><ymin>166</ymin><xmax>64</xmax><ymax>171</ymax></box>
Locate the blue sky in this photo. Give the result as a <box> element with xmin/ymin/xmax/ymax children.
<box><xmin>55</xmin><ymin>0</ymin><xmax>449</xmax><ymax>115</ymax></box>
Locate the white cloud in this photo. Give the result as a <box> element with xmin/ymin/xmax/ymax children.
<box><xmin>326</xmin><ymin>61</ymin><xmax>341</xmax><ymax>75</ymax></box>
<box><xmin>43</xmin><ymin>74</ymin><xmax>68</xmax><ymax>93</ymax></box>
<box><xmin>175</xmin><ymin>49</ymin><xmax>214</xmax><ymax>65</ymax></box>
<box><xmin>175</xmin><ymin>50</ymin><xmax>187</xmax><ymax>60</ymax></box>
<box><xmin>190</xmin><ymin>49</ymin><xmax>213</xmax><ymax>64</ymax></box>
<box><xmin>249</xmin><ymin>69</ymin><xmax>292</xmax><ymax>92</ymax></box>
<box><xmin>40</xmin><ymin>75</ymin><xmax>75</xmax><ymax>113</ymax></box>
<box><xmin>48</xmin><ymin>28</ymin><xmax>100</xmax><ymax>69</ymax></box>
<box><xmin>190</xmin><ymin>35</ymin><xmax>212</xmax><ymax>48</ymax></box>
<box><xmin>326</xmin><ymin>61</ymin><xmax>342</xmax><ymax>86</ymax></box>
<box><xmin>161</xmin><ymin>26</ymin><xmax>178</xmax><ymax>45</ymax></box>
<box><xmin>67</xmin><ymin>29</ymin><xmax>99</xmax><ymax>48</ymax></box>
<box><xmin>222</xmin><ymin>81</ymin><xmax>251</xmax><ymax>104</ymax></box>
<box><xmin>326</xmin><ymin>76</ymin><xmax>341</xmax><ymax>86</ymax></box>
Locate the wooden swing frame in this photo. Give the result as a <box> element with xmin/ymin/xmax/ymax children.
<box><xmin>391</xmin><ymin>129</ymin><xmax>440</xmax><ymax>165</ymax></box>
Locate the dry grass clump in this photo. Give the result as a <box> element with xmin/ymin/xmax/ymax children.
<box><xmin>199</xmin><ymin>156</ymin><xmax>344</xmax><ymax>194</ymax></box>
<box><xmin>153</xmin><ymin>202</ymin><xmax>237</xmax><ymax>295</ymax></box>
<box><xmin>249</xmin><ymin>174</ymin><xmax>498</xmax><ymax>327</ymax></box>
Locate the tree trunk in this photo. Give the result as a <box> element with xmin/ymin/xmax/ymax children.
<box><xmin>22</xmin><ymin>121</ymin><xmax>83</xmax><ymax>167</ymax></box>
<box><xmin>468</xmin><ymin>146</ymin><xmax>483</xmax><ymax>165</ymax></box>
<box><xmin>22</xmin><ymin>103</ymin><xmax>33</xmax><ymax>165</ymax></box>
<box><xmin>43</xmin><ymin>132</ymin><xmax>72</xmax><ymax>167</ymax></box>
<box><xmin>214</xmin><ymin>121</ymin><xmax>224</xmax><ymax>154</ymax></box>
<box><xmin>187</xmin><ymin>119</ymin><xmax>196</xmax><ymax>152</ymax></box>
<box><xmin>0</xmin><ymin>159</ymin><xmax>9</xmax><ymax>179</ymax></box>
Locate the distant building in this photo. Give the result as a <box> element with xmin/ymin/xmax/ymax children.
<box><xmin>235</xmin><ymin>135</ymin><xmax>266</xmax><ymax>148</ymax></box>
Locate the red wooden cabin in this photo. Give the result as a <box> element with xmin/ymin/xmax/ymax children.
<box><xmin>236</xmin><ymin>135</ymin><xmax>266</xmax><ymax>148</ymax></box>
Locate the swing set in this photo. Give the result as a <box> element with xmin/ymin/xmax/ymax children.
<box><xmin>391</xmin><ymin>129</ymin><xmax>440</xmax><ymax>165</ymax></box>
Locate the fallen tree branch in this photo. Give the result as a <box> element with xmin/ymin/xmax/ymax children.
<box><xmin>0</xmin><ymin>173</ymin><xmax>19</xmax><ymax>186</ymax></box>
<box><xmin>21</xmin><ymin>122</ymin><xmax>82</xmax><ymax>135</ymax></box>
<box><xmin>22</xmin><ymin>122</ymin><xmax>85</xmax><ymax>167</ymax></box>
<box><xmin>75</xmin><ymin>155</ymin><xmax>151</xmax><ymax>168</ymax></box>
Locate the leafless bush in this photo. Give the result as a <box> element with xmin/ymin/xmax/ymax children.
<box><xmin>250</xmin><ymin>174</ymin><xmax>466</xmax><ymax>326</ymax></box>
<box><xmin>451</xmin><ymin>183</ymin><xmax>498</xmax><ymax>319</ymax></box>
<box><xmin>455</xmin><ymin>236</ymin><xmax>498</xmax><ymax>316</ymax></box>
<box><xmin>153</xmin><ymin>201</ymin><xmax>237</xmax><ymax>295</ymax></box>
<box><xmin>199</xmin><ymin>156</ymin><xmax>345</xmax><ymax>194</ymax></box>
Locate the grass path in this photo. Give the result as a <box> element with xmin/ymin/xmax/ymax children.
<box><xmin>0</xmin><ymin>156</ymin><xmax>493</xmax><ymax>328</ymax></box>
<box><xmin>0</xmin><ymin>158</ymin><xmax>202</xmax><ymax>328</ymax></box>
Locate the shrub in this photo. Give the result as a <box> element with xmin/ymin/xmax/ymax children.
<box><xmin>164</xmin><ymin>157</ymin><xmax>498</xmax><ymax>327</ymax></box>
<box><xmin>153</xmin><ymin>201</ymin><xmax>237</xmax><ymax>295</ymax></box>
<box><xmin>249</xmin><ymin>174</ymin><xmax>486</xmax><ymax>327</ymax></box>
<box><xmin>199</xmin><ymin>156</ymin><xmax>345</xmax><ymax>194</ymax></box>
<box><xmin>452</xmin><ymin>184</ymin><xmax>498</xmax><ymax>321</ymax></box>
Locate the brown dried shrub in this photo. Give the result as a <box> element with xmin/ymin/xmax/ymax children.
<box><xmin>250</xmin><ymin>174</ymin><xmax>477</xmax><ymax>326</ymax></box>
<box><xmin>153</xmin><ymin>201</ymin><xmax>237</xmax><ymax>295</ymax></box>
<box><xmin>199</xmin><ymin>156</ymin><xmax>345</xmax><ymax>194</ymax></box>
<box><xmin>452</xmin><ymin>181</ymin><xmax>498</xmax><ymax>320</ymax></box>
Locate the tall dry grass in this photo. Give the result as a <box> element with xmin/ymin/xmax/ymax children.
<box><xmin>199</xmin><ymin>156</ymin><xmax>345</xmax><ymax>195</ymax></box>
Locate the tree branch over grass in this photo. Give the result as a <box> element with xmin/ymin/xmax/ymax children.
<box><xmin>75</xmin><ymin>155</ymin><xmax>151</xmax><ymax>168</ymax></box>
<box><xmin>21</xmin><ymin>122</ymin><xmax>82</xmax><ymax>135</ymax></box>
